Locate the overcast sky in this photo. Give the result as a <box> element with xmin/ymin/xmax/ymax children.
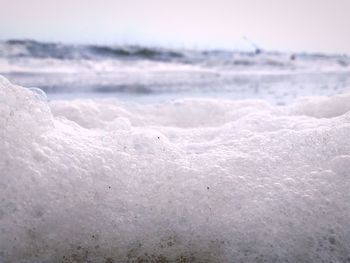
<box><xmin>0</xmin><ymin>0</ymin><xmax>349</xmax><ymax>53</ymax></box>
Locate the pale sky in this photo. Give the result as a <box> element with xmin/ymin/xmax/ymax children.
<box><xmin>0</xmin><ymin>0</ymin><xmax>349</xmax><ymax>53</ymax></box>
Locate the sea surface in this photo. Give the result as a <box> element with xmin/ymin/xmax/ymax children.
<box><xmin>1</xmin><ymin>40</ymin><xmax>350</xmax><ymax>104</ymax></box>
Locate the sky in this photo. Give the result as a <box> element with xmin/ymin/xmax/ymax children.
<box><xmin>0</xmin><ymin>0</ymin><xmax>349</xmax><ymax>53</ymax></box>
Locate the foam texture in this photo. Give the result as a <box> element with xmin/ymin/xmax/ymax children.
<box><xmin>1</xmin><ymin>76</ymin><xmax>350</xmax><ymax>263</ymax></box>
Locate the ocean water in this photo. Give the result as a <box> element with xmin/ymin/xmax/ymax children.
<box><xmin>1</xmin><ymin>40</ymin><xmax>350</xmax><ymax>104</ymax></box>
<box><xmin>1</xmin><ymin>41</ymin><xmax>350</xmax><ymax>263</ymax></box>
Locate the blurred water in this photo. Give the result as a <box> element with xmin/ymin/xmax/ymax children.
<box><xmin>1</xmin><ymin>40</ymin><xmax>350</xmax><ymax>104</ymax></box>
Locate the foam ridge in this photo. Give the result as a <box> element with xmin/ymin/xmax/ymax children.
<box><xmin>1</xmin><ymin>76</ymin><xmax>350</xmax><ymax>263</ymax></box>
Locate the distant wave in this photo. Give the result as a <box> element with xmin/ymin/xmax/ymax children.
<box><xmin>1</xmin><ymin>39</ymin><xmax>349</xmax><ymax>68</ymax></box>
<box><xmin>1</xmin><ymin>39</ymin><xmax>184</xmax><ymax>62</ymax></box>
<box><xmin>0</xmin><ymin>39</ymin><xmax>294</xmax><ymax>66</ymax></box>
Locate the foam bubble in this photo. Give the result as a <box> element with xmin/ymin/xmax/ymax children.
<box><xmin>290</xmin><ymin>93</ymin><xmax>350</xmax><ymax>118</ymax></box>
<box><xmin>1</xmin><ymin>76</ymin><xmax>350</xmax><ymax>262</ymax></box>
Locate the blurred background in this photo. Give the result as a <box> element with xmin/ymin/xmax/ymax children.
<box><xmin>1</xmin><ymin>0</ymin><xmax>350</xmax><ymax>104</ymax></box>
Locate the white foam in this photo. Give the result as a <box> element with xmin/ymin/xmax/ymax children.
<box><xmin>289</xmin><ymin>93</ymin><xmax>350</xmax><ymax>118</ymax></box>
<box><xmin>1</xmin><ymin>76</ymin><xmax>350</xmax><ymax>262</ymax></box>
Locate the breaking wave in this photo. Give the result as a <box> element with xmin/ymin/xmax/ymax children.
<box><xmin>1</xmin><ymin>40</ymin><xmax>183</xmax><ymax>61</ymax></box>
<box><xmin>2</xmin><ymin>39</ymin><xmax>349</xmax><ymax>66</ymax></box>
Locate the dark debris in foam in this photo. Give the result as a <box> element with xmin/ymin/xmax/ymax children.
<box><xmin>10</xmin><ymin>233</ymin><xmax>228</xmax><ymax>263</ymax></box>
<box><xmin>7</xmin><ymin>231</ymin><xmax>350</xmax><ymax>263</ymax></box>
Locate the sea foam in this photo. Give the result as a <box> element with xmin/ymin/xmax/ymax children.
<box><xmin>1</xmin><ymin>76</ymin><xmax>350</xmax><ymax>263</ymax></box>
